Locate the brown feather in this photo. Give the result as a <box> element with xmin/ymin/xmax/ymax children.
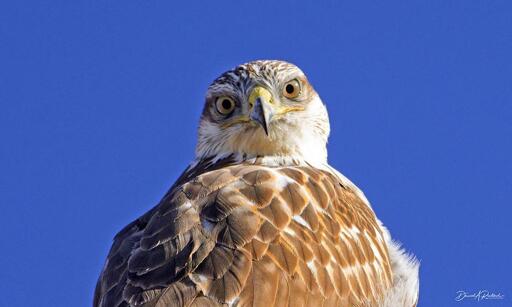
<box><xmin>238</xmin><ymin>255</ymin><xmax>280</xmax><ymax>307</ymax></box>
<box><xmin>94</xmin><ymin>158</ymin><xmax>393</xmax><ymax>307</ymax></box>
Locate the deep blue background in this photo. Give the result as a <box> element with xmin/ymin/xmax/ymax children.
<box><xmin>1</xmin><ymin>1</ymin><xmax>511</xmax><ymax>306</ymax></box>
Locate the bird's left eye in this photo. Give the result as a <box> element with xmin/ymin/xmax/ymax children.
<box><xmin>283</xmin><ymin>79</ymin><xmax>301</xmax><ymax>99</ymax></box>
<box><xmin>215</xmin><ymin>96</ymin><xmax>236</xmax><ymax>115</ymax></box>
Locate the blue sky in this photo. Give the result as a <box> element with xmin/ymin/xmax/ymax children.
<box><xmin>1</xmin><ymin>1</ymin><xmax>511</xmax><ymax>306</ymax></box>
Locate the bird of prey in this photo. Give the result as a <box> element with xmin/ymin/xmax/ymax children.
<box><xmin>94</xmin><ymin>60</ymin><xmax>419</xmax><ymax>307</ymax></box>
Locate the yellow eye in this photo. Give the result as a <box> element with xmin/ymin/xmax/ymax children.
<box><xmin>283</xmin><ymin>79</ymin><xmax>301</xmax><ymax>99</ymax></box>
<box><xmin>215</xmin><ymin>96</ymin><xmax>236</xmax><ymax>115</ymax></box>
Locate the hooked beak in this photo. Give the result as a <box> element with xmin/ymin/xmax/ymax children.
<box><xmin>249</xmin><ymin>86</ymin><xmax>275</xmax><ymax>136</ymax></box>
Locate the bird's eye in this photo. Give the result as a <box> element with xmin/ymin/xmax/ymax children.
<box><xmin>283</xmin><ymin>79</ymin><xmax>301</xmax><ymax>99</ymax></box>
<box><xmin>215</xmin><ymin>96</ymin><xmax>236</xmax><ymax>115</ymax></box>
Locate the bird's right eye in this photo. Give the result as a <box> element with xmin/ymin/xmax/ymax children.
<box><xmin>215</xmin><ymin>96</ymin><xmax>236</xmax><ymax>115</ymax></box>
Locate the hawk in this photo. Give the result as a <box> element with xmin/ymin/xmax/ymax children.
<box><xmin>94</xmin><ymin>60</ymin><xmax>419</xmax><ymax>307</ymax></box>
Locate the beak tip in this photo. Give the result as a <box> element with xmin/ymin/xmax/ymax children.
<box><xmin>250</xmin><ymin>98</ymin><xmax>271</xmax><ymax>136</ymax></box>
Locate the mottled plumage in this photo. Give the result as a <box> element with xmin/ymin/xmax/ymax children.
<box><xmin>95</xmin><ymin>60</ymin><xmax>419</xmax><ymax>307</ymax></box>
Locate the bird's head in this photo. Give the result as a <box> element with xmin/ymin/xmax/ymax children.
<box><xmin>196</xmin><ymin>60</ymin><xmax>330</xmax><ymax>164</ymax></box>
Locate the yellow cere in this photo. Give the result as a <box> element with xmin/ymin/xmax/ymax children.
<box><xmin>248</xmin><ymin>86</ymin><xmax>274</xmax><ymax>107</ymax></box>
